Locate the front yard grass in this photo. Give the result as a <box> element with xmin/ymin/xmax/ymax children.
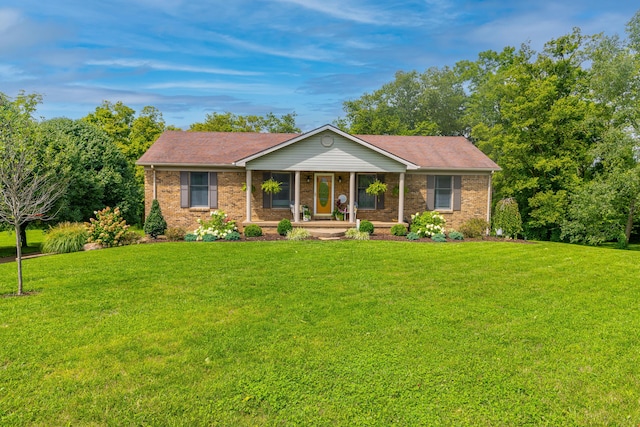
<box><xmin>1</xmin><ymin>240</ymin><xmax>639</xmax><ymax>425</ymax></box>
<box><xmin>0</xmin><ymin>229</ymin><xmax>45</xmax><ymax>258</ymax></box>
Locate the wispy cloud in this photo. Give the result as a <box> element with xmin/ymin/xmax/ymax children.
<box><xmin>85</xmin><ymin>59</ymin><xmax>263</xmax><ymax>76</ymax></box>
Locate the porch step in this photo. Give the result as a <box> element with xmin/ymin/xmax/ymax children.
<box><xmin>305</xmin><ymin>228</ymin><xmax>348</xmax><ymax>238</ymax></box>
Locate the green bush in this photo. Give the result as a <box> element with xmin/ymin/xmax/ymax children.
<box><xmin>359</xmin><ymin>220</ymin><xmax>374</xmax><ymax>234</ymax></box>
<box><xmin>224</xmin><ymin>231</ymin><xmax>241</xmax><ymax>241</ymax></box>
<box><xmin>85</xmin><ymin>207</ymin><xmax>130</xmax><ymax>248</ymax></box>
<box><xmin>493</xmin><ymin>198</ymin><xmax>523</xmax><ymax>239</ymax></box>
<box><xmin>143</xmin><ymin>199</ymin><xmax>167</xmax><ymax>238</ymax></box>
<box><xmin>202</xmin><ymin>234</ymin><xmax>218</xmax><ymax>242</ymax></box>
<box><xmin>194</xmin><ymin>210</ymin><xmax>237</xmax><ymax>240</ymax></box>
<box><xmin>277</xmin><ymin>218</ymin><xmax>293</xmax><ymax>236</ymax></box>
<box><xmin>185</xmin><ymin>233</ymin><xmax>197</xmax><ymax>242</ymax></box>
<box><xmin>431</xmin><ymin>233</ymin><xmax>447</xmax><ymax>242</ymax></box>
<box><xmin>410</xmin><ymin>211</ymin><xmax>446</xmax><ymax>237</ymax></box>
<box><xmin>459</xmin><ymin>218</ymin><xmax>489</xmax><ymax>239</ymax></box>
<box><xmin>41</xmin><ymin>222</ymin><xmax>88</xmax><ymax>254</ymax></box>
<box><xmin>286</xmin><ymin>228</ymin><xmax>312</xmax><ymax>241</ymax></box>
<box><xmin>406</xmin><ymin>232</ymin><xmax>420</xmax><ymax>241</ymax></box>
<box><xmin>165</xmin><ymin>227</ymin><xmax>186</xmax><ymax>242</ymax></box>
<box><xmin>390</xmin><ymin>224</ymin><xmax>407</xmax><ymax>236</ymax></box>
<box><xmin>345</xmin><ymin>228</ymin><xmax>370</xmax><ymax>240</ymax></box>
<box><xmin>244</xmin><ymin>224</ymin><xmax>263</xmax><ymax>237</ymax></box>
<box><xmin>448</xmin><ymin>231</ymin><xmax>464</xmax><ymax>240</ymax></box>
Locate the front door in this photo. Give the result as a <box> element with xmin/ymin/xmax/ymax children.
<box><xmin>315</xmin><ymin>174</ymin><xmax>334</xmax><ymax>216</ymax></box>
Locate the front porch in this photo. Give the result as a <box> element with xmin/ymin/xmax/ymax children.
<box><xmin>242</xmin><ymin>219</ymin><xmax>408</xmax><ymax>235</ymax></box>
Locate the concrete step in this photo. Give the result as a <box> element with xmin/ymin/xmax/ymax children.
<box><xmin>305</xmin><ymin>228</ymin><xmax>348</xmax><ymax>238</ymax></box>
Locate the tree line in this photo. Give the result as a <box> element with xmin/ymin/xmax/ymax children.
<box><xmin>1</xmin><ymin>10</ymin><xmax>639</xmax><ymax>247</ymax></box>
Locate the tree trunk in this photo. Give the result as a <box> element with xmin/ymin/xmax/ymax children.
<box><xmin>15</xmin><ymin>223</ymin><xmax>23</xmax><ymax>296</ymax></box>
<box><xmin>625</xmin><ymin>200</ymin><xmax>636</xmax><ymax>245</ymax></box>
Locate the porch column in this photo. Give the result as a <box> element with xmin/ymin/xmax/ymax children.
<box><xmin>398</xmin><ymin>172</ymin><xmax>405</xmax><ymax>224</ymax></box>
<box><xmin>349</xmin><ymin>171</ymin><xmax>356</xmax><ymax>223</ymax></box>
<box><xmin>294</xmin><ymin>171</ymin><xmax>301</xmax><ymax>223</ymax></box>
<box><xmin>245</xmin><ymin>170</ymin><xmax>252</xmax><ymax>222</ymax></box>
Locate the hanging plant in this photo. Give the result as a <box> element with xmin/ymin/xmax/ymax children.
<box><xmin>391</xmin><ymin>185</ymin><xmax>409</xmax><ymax>197</ymax></box>
<box><xmin>241</xmin><ymin>182</ymin><xmax>256</xmax><ymax>192</ymax></box>
<box><xmin>261</xmin><ymin>178</ymin><xmax>282</xmax><ymax>194</ymax></box>
<box><xmin>365</xmin><ymin>180</ymin><xmax>387</xmax><ymax>196</ymax></box>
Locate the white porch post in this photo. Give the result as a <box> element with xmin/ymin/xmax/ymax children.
<box><xmin>294</xmin><ymin>171</ymin><xmax>301</xmax><ymax>223</ymax></box>
<box><xmin>245</xmin><ymin>170</ymin><xmax>252</xmax><ymax>222</ymax></box>
<box><xmin>398</xmin><ymin>172</ymin><xmax>405</xmax><ymax>224</ymax></box>
<box><xmin>349</xmin><ymin>171</ymin><xmax>356</xmax><ymax>223</ymax></box>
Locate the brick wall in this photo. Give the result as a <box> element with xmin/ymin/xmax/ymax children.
<box><xmin>145</xmin><ymin>169</ymin><xmax>491</xmax><ymax>232</ymax></box>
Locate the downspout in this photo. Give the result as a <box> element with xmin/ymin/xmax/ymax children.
<box><xmin>486</xmin><ymin>171</ymin><xmax>493</xmax><ymax>235</ymax></box>
<box><xmin>152</xmin><ymin>165</ymin><xmax>156</xmax><ymax>200</ymax></box>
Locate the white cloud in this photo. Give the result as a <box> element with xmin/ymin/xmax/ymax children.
<box><xmin>85</xmin><ymin>59</ymin><xmax>263</xmax><ymax>76</ymax></box>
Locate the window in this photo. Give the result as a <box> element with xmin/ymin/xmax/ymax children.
<box><xmin>427</xmin><ymin>175</ymin><xmax>461</xmax><ymax>211</ymax></box>
<box><xmin>263</xmin><ymin>172</ymin><xmax>292</xmax><ymax>208</ymax></box>
<box><xmin>180</xmin><ymin>171</ymin><xmax>218</xmax><ymax>208</ymax></box>
<box><xmin>357</xmin><ymin>174</ymin><xmax>384</xmax><ymax>209</ymax></box>
<box><xmin>434</xmin><ymin>176</ymin><xmax>452</xmax><ymax>210</ymax></box>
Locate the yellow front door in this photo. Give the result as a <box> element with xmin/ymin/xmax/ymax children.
<box><xmin>315</xmin><ymin>174</ymin><xmax>333</xmax><ymax>215</ymax></box>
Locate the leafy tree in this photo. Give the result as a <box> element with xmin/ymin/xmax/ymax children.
<box><xmin>493</xmin><ymin>198</ymin><xmax>523</xmax><ymax>239</ymax></box>
<box><xmin>338</xmin><ymin>68</ymin><xmax>467</xmax><ymax>136</ymax></box>
<box><xmin>189</xmin><ymin>112</ymin><xmax>300</xmax><ymax>133</ymax></box>
<box><xmin>40</xmin><ymin>118</ymin><xmax>142</xmax><ymax>225</ymax></box>
<box><xmin>0</xmin><ymin>92</ymin><xmax>67</xmax><ymax>295</ymax></box>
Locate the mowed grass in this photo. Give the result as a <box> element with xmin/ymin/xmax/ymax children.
<box><xmin>0</xmin><ymin>229</ymin><xmax>45</xmax><ymax>258</ymax></box>
<box><xmin>1</xmin><ymin>240</ymin><xmax>639</xmax><ymax>425</ymax></box>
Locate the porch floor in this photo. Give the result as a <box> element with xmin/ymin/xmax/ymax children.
<box><xmin>242</xmin><ymin>219</ymin><xmax>408</xmax><ymax>235</ymax></box>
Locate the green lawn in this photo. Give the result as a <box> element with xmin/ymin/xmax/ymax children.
<box><xmin>0</xmin><ymin>229</ymin><xmax>45</xmax><ymax>258</ymax></box>
<box><xmin>1</xmin><ymin>240</ymin><xmax>639</xmax><ymax>425</ymax></box>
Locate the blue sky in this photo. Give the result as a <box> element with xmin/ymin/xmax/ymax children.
<box><xmin>1</xmin><ymin>1</ymin><xmax>637</xmax><ymax>131</ymax></box>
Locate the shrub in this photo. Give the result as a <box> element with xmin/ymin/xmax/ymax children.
<box><xmin>431</xmin><ymin>233</ymin><xmax>447</xmax><ymax>242</ymax></box>
<box><xmin>120</xmin><ymin>230</ymin><xmax>142</xmax><ymax>246</ymax></box>
<box><xmin>359</xmin><ymin>220</ymin><xmax>374</xmax><ymax>234</ymax></box>
<box><xmin>41</xmin><ymin>222</ymin><xmax>88</xmax><ymax>254</ymax></box>
<box><xmin>459</xmin><ymin>218</ymin><xmax>489</xmax><ymax>239</ymax></box>
<box><xmin>244</xmin><ymin>224</ymin><xmax>263</xmax><ymax>237</ymax></box>
<box><xmin>185</xmin><ymin>233</ymin><xmax>197</xmax><ymax>242</ymax></box>
<box><xmin>286</xmin><ymin>228</ymin><xmax>312</xmax><ymax>240</ymax></box>
<box><xmin>85</xmin><ymin>207</ymin><xmax>130</xmax><ymax>248</ymax></box>
<box><xmin>224</xmin><ymin>231</ymin><xmax>241</xmax><ymax>241</ymax></box>
<box><xmin>390</xmin><ymin>224</ymin><xmax>408</xmax><ymax>236</ymax></box>
<box><xmin>277</xmin><ymin>218</ymin><xmax>293</xmax><ymax>236</ymax></box>
<box><xmin>345</xmin><ymin>228</ymin><xmax>370</xmax><ymax>240</ymax></box>
<box><xmin>193</xmin><ymin>210</ymin><xmax>238</xmax><ymax>241</ymax></box>
<box><xmin>448</xmin><ymin>230</ymin><xmax>464</xmax><ymax>240</ymax></box>
<box><xmin>165</xmin><ymin>227</ymin><xmax>186</xmax><ymax>242</ymax></box>
<box><xmin>202</xmin><ymin>234</ymin><xmax>218</xmax><ymax>242</ymax></box>
<box><xmin>493</xmin><ymin>198</ymin><xmax>523</xmax><ymax>239</ymax></box>
<box><xmin>406</xmin><ymin>232</ymin><xmax>420</xmax><ymax>241</ymax></box>
<box><xmin>143</xmin><ymin>199</ymin><xmax>167</xmax><ymax>238</ymax></box>
<box><xmin>410</xmin><ymin>211</ymin><xmax>446</xmax><ymax>237</ymax></box>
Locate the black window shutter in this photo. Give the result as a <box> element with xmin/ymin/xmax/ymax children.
<box><xmin>262</xmin><ymin>172</ymin><xmax>271</xmax><ymax>208</ymax></box>
<box><xmin>209</xmin><ymin>172</ymin><xmax>218</xmax><ymax>209</ymax></box>
<box><xmin>426</xmin><ymin>175</ymin><xmax>435</xmax><ymax>210</ymax></box>
<box><xmin>453</xmin><ymin>176</ymin><xmax>462</xmax><ymax>211</ymax></box>
<box><xmin>377</xmin><ymin>174</ymin><xmax>385</xmax><ymax>209</ymax></box>
<box><xmin>180</xmin><ymin>171</ymin><xmax>189</xmax><ymax>208</ymax></box>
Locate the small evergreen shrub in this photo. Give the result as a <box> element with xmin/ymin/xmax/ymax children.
<box><xmin>406</xmin><ymin>232</ymin><xmax>420</xmax><ymax>241</ymax></box>
<box><xmin>493</xmin><ymin>198</ymin><xmax>523</xmax><ymax>239</ymax></box>
<box><xmin>459</xmin><ymin>218</ymin><xmax>489</xmax><ymax>239</ymax></box>
<box><xmin>359</xmin><ymin>220</ymin><xmax>374</xmax><ymax>234</ymax></box>
<box><xmin>448</xmin><ymin>231</ymin><xmax>464</xmax><ymax>240</ymax></box>
<box><xmin>185</xmin><ymin>233</ymin><xmax>197</xmax><ymax>242</ymax></box>
<box><xmin>165</xmin><ymin>227</ymin><xmax>186</xmax><ymax>241</ymax></box>
<box><xmin>390</xmin><ymin>224</ymin><xmax>407</xmax><ymax>236</ymax></box>
<box><xmin>286</xmin><ymin>228</ymin><xmax>312</xmax><ymax>240</ymax></box>
<box><xmin>431</xmin><ymin>233</ymin><xmax>447</xmax><ymax>242</ymax></box>
<box><xmin>85</xmin><ymin>207</ymin><xmax>130</xmax><ymax>248</ymax></box>
<box><xmin>244</xmin><ymin>224</ymin><xmax>263</xmax><ymax>237</ymax></box>
<box><xmin>41</xmin><ymin>222</ymin><xmax>88</xmax><ymax>254</ymax></box>
<box><xmin>277</xmin><ymin>218</ymin><xmax>293</xmax><ymax>236</ymax></box>
<box><xmin>224</xmin><ymin>231</ymin><xmax>241</xmax><ymax>241</ymax></box>
<box><xmin>202</xmin><ymin>234</ymin><xmax>218</xmax><ymax>242</ymax></box>
<box><xmin>143</xmin><ymin>199</ymin><xmax>167</xmax><ymax>238</ymax></box>
<box><xmin>410</xmin><ymin>211</ymin><xmax>446</xmax><ymax>237</ymax></box>
<box><xmin>345</xmin><ymin>228</ymin><xmax>370</xmax><ymax>240</ymax></box>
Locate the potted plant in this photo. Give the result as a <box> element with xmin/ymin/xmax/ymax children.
<box><xmin>366</xmin><ymin>179</ymin><xmax>387</xmax><ymax>196</ymax></box>
<box><xmin>302</xmin><ymin>205</ymin><xmax>311</xmax><ymax>221</ymax></box>
<box><xmin>261</xmin><ymin>178</ymin><xmax>282</xmax><ymax>194</ymax></box>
